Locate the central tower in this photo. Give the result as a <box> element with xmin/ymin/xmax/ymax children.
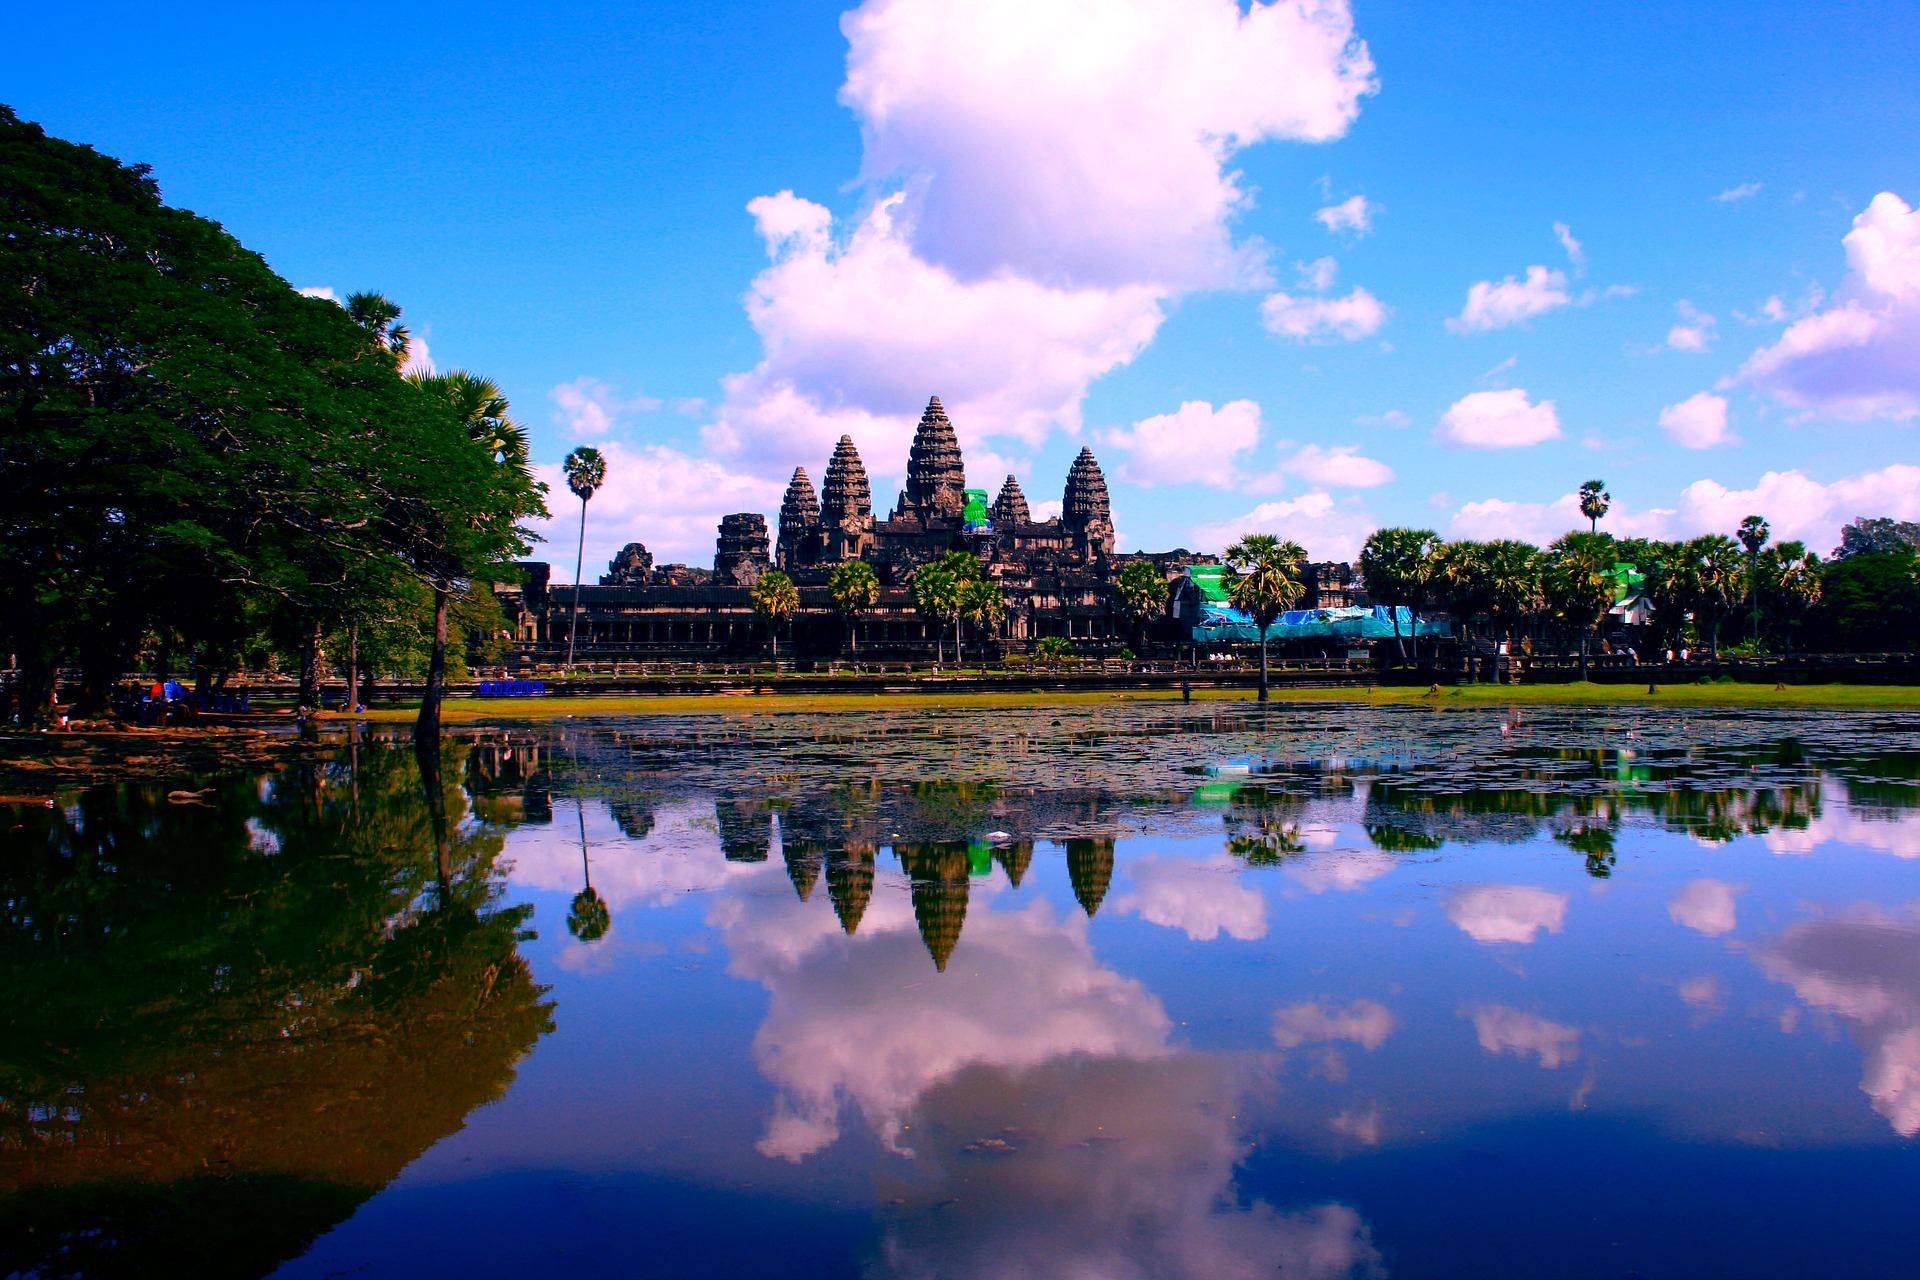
<box><xmin>894</xmin><ymin>395</ymin><xmax>966</xmax><ymax>521</ymax></box>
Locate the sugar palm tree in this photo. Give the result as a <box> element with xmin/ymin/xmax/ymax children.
<box><xmin>828</xmin><ymin>559</ymin><xmax>880</xmax><ymax>655</ymax></box>
<box><xmin>959</xmin><ymin>578</ymin><xmax>1005</xmax><ymax>666</ymax></box>
<box><xmin>750</xmin><ymin>569</ymin><xmax>800</xmax><ymax>656</ymax></box>
<box><xmin>934</xmin><ymin>551</ymin><xmax>982</xmax><ymax>661</ymax></box>
<box><xmin>562</xmin><ymin>446</ymin><xmax>607</xmax><ymax>667</ymax></box>
<box><xmin>1359</xmin><ymin>527</ymin><xmax>1438</xmax><ymax>662</ymax></box>
<box><xmin>1692</xmin><ymin>534</ymin><xmax>1746</xmax><ymax>657</ymax></box>
<box><xmin>910</xmin><ymin>566</ymin><xmax>961</xmax><ymax>664</ymax></box>
<box><xmin>1114</xmin><ymin>559</ymin><xmax>1169</xmax><ymax>655</ymax></box>
<box><xmin>1543</xmin><ymin>532</ymin><xmax>1616</xmax><ymax>681</ymax></box>
<box><xmin>1222</xmin><ymin>534</ymin><xmax>1306</xmax><ymax>702</ymax></box>
<box><xmin>1738</xmin><ymin>515</ymin><xmax>1771</xmax><ymax>643</ymax></box>
<box><xmin>346</xmin><ymin>291</ymin><xmax>411</xmax><ymax>367</ymax></box>
<box><xmin>1579</xmin><ymin>480</ymin><xmax>1611</xmax><ymax>534</ymax></box>
<box><xmin>567</xmin><ymin>799</ymin><xmax>610</xmax><ymax>943</ymax></box>
<box><xmin>1768</xmin><ymin>541</ymin><xmax>1822</xmax><ymax>655</ymax></box>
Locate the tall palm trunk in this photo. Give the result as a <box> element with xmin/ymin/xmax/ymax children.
<box><xmin>298</xmin><ymin>618</ymin><xmax>321</xmax><ymax>710</ymax></box>
<box><xmin>1257</xmin><ymin>630</ymin><xmax>1270</xmax><ymax>702</ymax></box>
<box><xmin>567</xmin><ymin>495</ymin><xmax>588</xmax><ymax>666</ymax></box>
<box><xmin>415</xmin><ymin>585</ymin><xmax>448</xmax><ymax>749</ymax></box>
<box><xmin>346</xmin><ymin>621</ymin><xmax>359</xmax><ymax>712</ymax></box>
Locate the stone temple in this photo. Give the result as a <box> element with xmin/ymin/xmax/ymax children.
<box><xmin>497</xmin><ymin>396</ymin><xmax>1356</xmax><ymax>661</ymax></box>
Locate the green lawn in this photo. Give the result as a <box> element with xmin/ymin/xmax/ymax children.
<box><xmin>339</xmin><ymin>680</ymin><xmax>1920</xmax><ymax>722</ymax></box>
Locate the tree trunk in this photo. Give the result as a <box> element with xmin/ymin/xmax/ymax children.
<box><xmin>568</xmin><ymin>495</ymin><xmax>589</xmax><ymax>667</ymax></box>
<box><xmin>298</xmin><ymin>619</ymin><xmax>321</xmax><ymax>710</ymax></box>
<box><xmin>415</xmin><ymin>585</ymin><xmax>448</xmax><ymax>749</ymax></box>
<box><xmin>346</xmin><ymin>621</ymin><xmax>360</xmax><ymax>712</ymax></box>
<box><xmin>1391</xmin><ymin>605</ymin><xmax>1406</xmax><ymax>663</ymax></box>
<box><xmin>1578</xmin><ymin>633</ymin><xmax>1589</xmax><ymax>682</ymax></box>
<box><xmin>415</xmin><ymin>733</ymin><xmax>451</xmax><ymax>894</ymax></box>
<box><xmin>1257</xmin><ymin>632</ymin><xmax>1270</xmax><ymax>702</ymax></box>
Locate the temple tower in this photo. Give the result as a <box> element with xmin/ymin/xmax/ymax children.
<box><xmin>1062</xmin><ymin>446</ymin><xmax>1115</xmax><ymax>560</ymax></box>
<box><xmin>990</xmin><ymin>475</ymin><xmax>1030</xmax><ymax>527</ymax></box>
<box><xmin>776</xmin><ymin>467</ymin><xmax>821</xmax><ymax>570</ymax></box>
<box><xmin>714</xmin><ymin>513</ymin><xmax>772</xmax><ymax>586</ymax></box>
<box><xmin>895</xmin><ymin>396</ymin><xmax>966</xmax><ymax>520</ymax></box>
<box><xmin>820</xmin><ymin>435</ymin><xmax>874</xmax><ymax>561</ymax></box>
<box><xmin>825</xmin><ymin>844</ymin><xmax>876</xmax><ymax>934</ymax></box>
<box><xmin>1065</xmin><ymin>836</ymin><xmax>1116</xmax><ymax>917</ymax></box>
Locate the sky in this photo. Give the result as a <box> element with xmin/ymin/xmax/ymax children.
<box><xmin>9</xmin><ymin>0</ymin><xmax>1920</xmax><ymax>577</ymax></box>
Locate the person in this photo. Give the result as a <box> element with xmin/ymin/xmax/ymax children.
<box><xmin>1182</xmin><ymin>680</ymin><xmax>1191</xmax><ymax>703</ymax></box>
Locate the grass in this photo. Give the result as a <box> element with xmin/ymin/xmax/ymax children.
<box><xmin>337</xmin><ymin>680</ymin><xmax>1920</xmax><ymax>722</ymax></box>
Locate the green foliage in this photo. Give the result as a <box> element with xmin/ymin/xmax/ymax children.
<box><xmin>1812</xmin><ymin>551</ymin><xmax>1920</xmax><ymax>652</ymax></box>
<box><xmin>828</xmin><ymin>559</ymin><xmax>880</xmax><ymax>615</ymax></box>
<box><xmin>1114</xmin><ymin>559</ymin><xmax>1168</xmax><ymax>621</ymax></box>
<box><xmin>1035</xmin><ymin>635</ymin><xmax>1072</xmax><ymax>666</ymax></box>
<box><xmin>1578</xmin><ymin>479</ymin><xmax>1611</xmax><ymax>532</ymax></box>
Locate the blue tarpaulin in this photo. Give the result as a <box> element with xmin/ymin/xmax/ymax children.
<box><xmin>1192</xmin><ymin>604</ymin><xmax>1449</xmax><ymax>644</ymax></box>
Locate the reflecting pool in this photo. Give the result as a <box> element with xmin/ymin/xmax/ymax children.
<box><xmin>8</xmin><ymin>704</ymin><xmax>1920</xmax><ymax>1277</ymax></box>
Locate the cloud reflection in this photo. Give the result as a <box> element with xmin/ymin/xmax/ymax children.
<box><xmin>1112</xmin><ymin>852</ymin><xmax>1268</xmax><ymax>941</ymax></box>
<box><xmin>1464</xmin><ymin>1004</ymin><xmax>1582</xmax><ymax>1068</ymax></box>
<box><xmin>1668</xmin><ymin>878</ymin><xmax>1743</xmax><ymax>936</ymax></box>
<box><xmin>1445</xmin><ymin>885</ymin><xmax>1569</xmax><ymax>944</ymax></box>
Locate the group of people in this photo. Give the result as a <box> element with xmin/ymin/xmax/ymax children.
<box><xmin>123</xmin><ymin>680</ymin><xmax>251</xmax><ymax>726</ymax></box>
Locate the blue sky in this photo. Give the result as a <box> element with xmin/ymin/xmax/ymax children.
<box><xmin>10</xmin><ymin>0</ymin><xmax>1920</xmax><ymax>574</ymax></box>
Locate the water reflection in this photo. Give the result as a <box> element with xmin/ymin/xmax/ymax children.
<box><xmin>0</xmin><ymin>744</ymin><xmax>552</xmax><ymax>1279</ymax></box>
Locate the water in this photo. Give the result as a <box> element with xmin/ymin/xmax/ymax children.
<box><xmin>7</xmin><ymin>704</ymin><xmax>1920</xmax><ymax>1278</ymax></box>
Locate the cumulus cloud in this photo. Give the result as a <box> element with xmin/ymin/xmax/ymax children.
<box><xmin>1107</xmin><ymin>399</ymin><xmax>1264</xmax><ymax>487</ymax></box>
<box><xmin>1444</xmin><ymin>885</ymin><xmax>1569</xmax><ymax>944</ymax></box>
<box><xmin>1112</xmin><ymin>852</ymin><xmax>1268</xmax><ymax>941</ymax></box>
<box><xmin>1714</xmin><ymin>182</ymin><xmax>1763</xmax><ymax>202</ymax></box>
<box><xmin>549</xmin><ymin>377</ymin><xmax>663</xmax><ymax>438</ymax></box>
<box><xmin>1435</xmin><ymin>388</ymin><xmax>1563</xmax><ymax>448</ymax></box>
<box><xmin>1262</xmin><ymin>286</ymin><xmax>1389</xmax><ymax>343</ymax></box>
<box><xmin>1190</xmin><ymin>491</ymin><xmax>1379</xmax><ymax>562</ymax></box>
<box><xmin>1355</xmin><ymin>409</ymin><xmax>1411</xmax><ymax>428</ymax></box>
<box><xmin>1659</xmin><ymin>391</ymin><xmax>1735</xmax><ymax>449</ymax></box>
<box><xmin>298</xmin><ymin>285</ymin><xmax>339</xmax><ymax>302</ymax></box>
<box><xmin>1328</xmin><ymin>1105</ymin><xmax>1383</xmax><ymax>1146</ymax></box>
<box><xmin>1284</xmin><ymin>849</ymin><xmax>1400</xmax><ymax>893</ymax></box>
<box><xmin>1760</xmin><ymin>907</ymin><xmax>1920</xmax><ymax>1135</ymax></box>
<box><xmin>1445</xmin><ymin>463</ymin><xmax>1920</xmax><ymax>551</ymax></box>
<box><xmin>1275</xmin><ymin>443</ymin><xmax>1394</xmax><ymax>488</ymax></box>
<box><xmin>1446</xmin><ymin>266</ymin><xmax>1572</xmax><ymax>333</ymax></box>
<box><xmin>1314</xmin><ymin>194</ymin><xmax>1374</xmax><ymax>237</ymax></box>
<box><xmin>710</xmin><ymin>1</ymin><xmax>1378</xmax><ymax>470</ymax></box>
<box><xmin>1741</xmin><ymin>192</ymin><xmax>1920</xmax><ymax>421</ymax></box>
<box><xmin>530</xmin><ymin>439</ymin><xmax>782</xmax><ymax>577</ymax></box>
<box><xmin>1273</xmin><ymin>999</ymin><xmax>1395</xmax><ymax>1052</ymax></box>
<box><xmin>1666</xmin><ymin>300</ymin><xmax>1718</xmax><ymax>352</ymax></box>
<box><xmin>1668</xmin><ymin>879</ymin><xmax>1743</xmax><ymax>937</ymax></box>
<box><xmin>1761</xmin><ymin>806</ymin><xmax>1920</xmax><ymax>859</ymax></box>
<box><xmin>1464</xmin><ymin>1004</ymin><xmax>1582</xmax><ymax>1068</ymax></box>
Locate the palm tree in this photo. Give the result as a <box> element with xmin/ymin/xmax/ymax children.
<box><xmin>750</xmin><ymin>569</ymin><xmax>800</xmax><ymax>657</ymax></box>
<box><xmin>1222</xmin><ymin>534</ymin><xmax>1307</xmax><ymax>702</ymax></box>
<box><xmin>1359</xmin><ymin>528</ymin><xmax>1438</xmax><ymax>662</ymax></box>
<box><xmin>934</xmin><ymin>551</ymin><xmax>982</xmax><ymax>661</ymax></box>
<box><xmin>959</xmin><ymin>578</ymin><xmax>1005</xmax><ymax>666</ymax></box>
<box><xmin>1543</xmin><ymin>532</ymin><xmax>1616</xmax><ymax>681</ymax></box>
<box><xmin>1692</xmin><ymin>534</ymin><xmax>1745</xmax><ymax>657</ymax></box>
<box><xmin>1114</xmin><ymin>559</ymin><xmax>1169</xmax><ymax>655</ymax></box>
<box><xmin>1768</xmin><ymin>541</ymin><xmax>1822</xmax><ymax>655</ymax></box>
<box><xmin>346</xmin><ymin>291</ymin><xmax>411</xmax><ymax>367</ymax></box>
<box><xmin>1482</xmin><ymin>539</ymin><xmax>1545</xmax><ymax>655</ymax></box>
<box><xmin>1738</xmin><ymin>515</ymin><xmax>1770</xmax><ymax>643</ymax></box>
<box><xmin>910</xmin><ymin>566</ymin><xmax>961</xmax><ymax>664</ymax></box>
<box><xmin>1036</xmin><ymin>634</ymin><xmax>1072</xmax><ymax>667</ymax></box>
<box><xmin>827</xmin><ymin>559</ymin><xmax>880</xmax><ymax>655</ymax></box>
<box><xmin>561</xmin><ymin>446</ymin><xmax>608</xmax><ymax>667</ymax></box>
<box><xmin>1579</xmin><ymin>480</ymin><xmax>1611</xmax><ymax>534</ymax></box>
<box><xmin>567</xmin><ymin>798</ymin><xmax>610</xmax><ymax>943</ymax></box>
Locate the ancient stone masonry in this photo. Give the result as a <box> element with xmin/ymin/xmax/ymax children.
<box><xmin>602</xmin><ymin>542</ymin><xmax>653</xmax><ymax>585</ymax></box>
<box><xmin>820</xmin><ymin>434</ymin><xmax>874</xmax><ymax>563</ymax></box>
<box><xmin>1063</xmin><ymin>446</ymin><xmax>1116</xmax><ymax>561</ymax></box>
<box><xmin>895</xmin><ymin>396</ymin><xmax>967</xmax><ymax>521</ymax></box>
<box><xmin>777</xmin><ymin>468</ymin><xmax>821</xmax><ymax>570</ymax></box>
<box><xmin>990</xmin><ymin>474</ymin><xmax>1030</xmax><ymax>527</ymax></box>
<box><xmin>714</xmin><ymin>513</ymin><xmax>771</xmax><ymax>586</ymax></box>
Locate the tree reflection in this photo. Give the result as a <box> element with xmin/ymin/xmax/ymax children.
<box><xmin>0</xmin><ymin>744</ymin><xmax>553</xmax><ymax>1279</ymax></box>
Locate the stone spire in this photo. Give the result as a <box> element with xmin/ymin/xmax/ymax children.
<box><xmin>1065</xmin><ymin>836</ymin><xmax>1115</xmax><ymax>917</ymax></box>
<box><xmin>820</xmin><ymin>434</ymin><xmax>873</xmax><ymax>560</ymax></box>
<box><xmin>826</xmin><ymin>844</ymin><xmax>876</xmax><ymax>935</ymax></box>
<box><xmin>899</xmin><ymin>842</ymin><xmax>971</xmax><ymax>971</ymax></box>
<box><xmin>993</xmin><ymin>839</ymin><xmax>1034</xmax><ymax>887</ymax></box>
<box><xmin>899</xmin><ymin>396</ymin><xmax>966</xmax><ymax>519</ymax></box>
<box><xmin>990</xmin><ymin>474</ymin><xmax>1030</xmax><ymax>527</ymax></box>
<box><xmin>782</xmin><ymin>837</ymin><xmax>823</xmax><ymax>902</ymax></box>
<box><xmin>777</xmin><ymin>467</ymin><xmax>821</xmax><ymax>570</ymax></box>
<box><xmin>714</xmin><ymin>513</ymin><xmax>771</xmax><ymax>586</ymax></box>
<box><xmin>1062</xmin><ymin>446</ymin><xmax>1115</xmax><ymax>559</ymax></box>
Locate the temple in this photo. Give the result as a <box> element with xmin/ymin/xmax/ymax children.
<box><xmin>497</xmin><ymin>395</ymin><xmax>1361</xmax><ymax>661</ymax></box>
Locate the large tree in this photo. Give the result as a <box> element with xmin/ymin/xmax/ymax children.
<box><xmin>1358</xmin><ymin>527</ymin><xmax>1438</xmax><ymax>663</ymax></box>
<box><xmin>828</xmin><ymin>559</ymin><xmax>880</xmax><ymax>655</ymax></box>
<box><xmin>1114</xmin><ymin>559</ymin><xmax>1169</xmax><ymax>655</ymax></box>
<box><xmin>1222</xmin><ymin>534</ymin><xmax>1306</xmax><ymax>702</ymax></box>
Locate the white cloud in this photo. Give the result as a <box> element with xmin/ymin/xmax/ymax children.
<box><xmin>842</xmin><ymin>0</ymin><xmax>1376</xmax><ymax>290</ymax></box>
<box><xmin>1273</xmin><ymin>999</ymin><xmax>1395</xmax><ymax>1051</ymax></box>
<box><xmin>298</xmin><ymin>285</ymin><xmax>339</xmax><ymax>302</ymax></box>
<box><xmin>1112</xmin><ymin>852</ymin><xmax>1268</xmax><ymax>941</ymax></box>
<box><xmin>1553</xmin><ymin>221</ymin><xmax>1586</xmax><ymax>273</ymax></box>
<box><xmin>1446</xmin><ymin>266</ymin><xmax>1572</xmax><ymax>333</ymax></box>
<box><xmin>1668</xmin><ymin>879</ymin><xmax>1743</xmax><ymax>936</ymax></box>
<box><xmin>1355</xmin><ymin>409</ymin><xmax>1411</xmax><ymax>428</ymax></box>
<box><xmin>1276</xmin><ymin>443</ymin><xmax>1394</xmax><ymax>488</ymax></box>
<box><xmin>1284</xmin><ymin>849</ymin><xmax>1400</xmax><ymax>893</ymax></box>
<box><xmin>1444</xmin><ymin>885</ymin><xmax>1568</xmax><ymax>944</ymax></box>
<box><xmin>1262</xmin><ymin>286</ymin><xmax>1389</xmax><ymax>343</ymax></box>
<box><xmin>1444</xmin><ymin>461</ymin><xmax>1920</xmax><ymax>553</ymax></box>
<box><xmin>549</xmin><ymin>377</ymin><xmax>663</xmax><ymax>439</ymax></box>
<box><xmin>1714</xmin><ymin>182</ymin><xmax>1763</xmax><ymax>202</ymax></box>
<box><xmin>1762</xmin><ymin>806</ymin><xmax>1920</xmax><ymax>859</ymax></box>
<box><xmin>1666</xmin><ymin>299</ymin><xmax>1718</xmax><ymax>352</ymax></box>
<box><xmin>1314</xmin><ymin>194</ymin><xmax>1374</xmax><ymax>237</ymax></box>
<box><xmin>712</xmin><ymin>1</ymin><xmax>1378</xmax><ymax>470</ymax></box>
<box><xmin>1107</xmin><ymin>399</ymin><xmax>1263</xmax><ymax>487</ymax></box>
<box><xmin>1761</xmin><ymin>907</ymin><xmax>1920</xmax><ymax>1135</ymax></box>
<box><xmin>1678</xmin><ymin>976</ymin><xmax>1723</xmax><ymax>1008</ymax></box>
<box><xmin>1435</xmin><ymin>388</ymin><xmax>1563</xmax><ymax>449</ymax></box>
<box><xmin>1465</xmin><ymin>1005</ymin><xmax>1581</xmax><ymax>1068</ymax></box>
<box><xmin>1297</xmin><ymin>255</ymin><xmax>1340</xmax><ymax>292</ymax></box>
<box><xmin>1189</xmin><ymin>491</ymin><xmax>1378</xmax><ymax>562</ymax></box>
<box><xmin>1658</xmin><ymin>392</ymin><xmax>1734</xmax><ymax>449</ymax></box>
<box><xmin>530</xmin><ymin>440</ymin><xmax>783</xmax><ymax>578</ymax></box>
<box><xmin>1742</xmin><ymin>191</ymin><xmax>1920</xmax><ymax>421</ymax></box>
